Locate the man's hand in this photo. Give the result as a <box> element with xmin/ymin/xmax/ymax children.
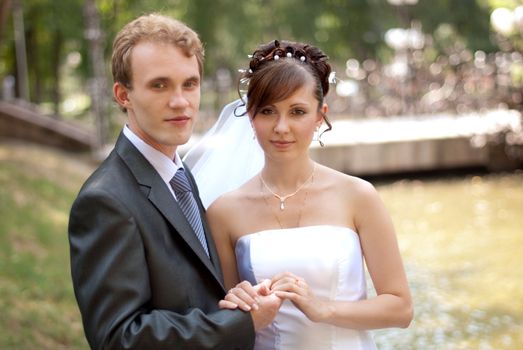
<box><xmin>219</xmin><ymin>279</ymin><xmax>271</xmax><ymax>311</ymax></box>
<box><xmin>219</xmin><ymin>279</ymin><xmax>282</xmax><ymax>331</ymax></box>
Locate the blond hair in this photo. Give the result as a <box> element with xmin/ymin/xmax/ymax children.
<box><xmin>111</xmin><ymin>13</ymin><xmax>204</xmax><ymax>88</ymax></box>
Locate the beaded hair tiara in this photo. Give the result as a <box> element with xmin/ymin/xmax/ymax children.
<box><xmin>238</xmin><ymin>40</ymin><xmax>336</xmax><ymax>91</ymax></box>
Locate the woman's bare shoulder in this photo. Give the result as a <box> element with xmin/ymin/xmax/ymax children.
<box><xmin>207</xmin><ymin>177</ymin><xmax>259</xmax><ymax>216</ymax></box>
<box><xmin>320</xmin><ymin>164</ymin><xmax>376</xmax><ymax>195</ymax></box>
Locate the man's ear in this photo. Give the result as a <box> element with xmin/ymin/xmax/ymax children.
<box><xmin>113</xmin><ymin>82</ymin><xmax>131</xmax><ymax>110</ymax></box>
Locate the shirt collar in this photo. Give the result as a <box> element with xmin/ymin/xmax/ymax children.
<box><xmin>123</xmin><ymin>125</ymin><xmax>182</xmax><ymax>184</ymax></box>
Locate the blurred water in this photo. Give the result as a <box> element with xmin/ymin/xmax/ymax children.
<box><xmin>370</xmin><ymin>171</ymin><xmax>523</xmax><ymax>349</ymax></box>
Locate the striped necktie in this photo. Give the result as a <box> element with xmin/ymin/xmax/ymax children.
<box><xmin>170</xmin><ymin>168</ymin><xmax>209</xmax><ymax>257</ymax></box>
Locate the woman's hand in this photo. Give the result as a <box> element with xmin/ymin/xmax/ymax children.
<box><xmin>219</xmin><ymin>279</ymin><xmax>272</xmax><ymax>311</ymax></box>
<box><xmin>270</xmin><ymin>272</ymin><xmax>330</xmax><ymax>323</ymax></box>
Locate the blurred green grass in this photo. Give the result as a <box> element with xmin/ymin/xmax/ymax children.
<box><xmin>0</xmin><ymin>142</ymin><xmax>92</xmax><ymax>350</ymax></box>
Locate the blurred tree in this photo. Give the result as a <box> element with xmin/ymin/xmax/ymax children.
<box><xmin>84</xmin><ymin>0</ymin><xmax>109</xmax><ymax>150</ymax></box>
<box><xmin>0</xmin><ymin>0</ymin><xmax>84</xmax><ymax>113</ymax></box>
<box><xmin>0</xmin><ymin>0</ymin><xmax>512</xmax><ymax>125</ymax></box>
<box><xmin>413</xmin><ymin>0</ymin><xmax>495</xmax><ymax>53</ymax></box>
<box><xmin>0</xmin><ymin>0</ymin><xmax>12</xmax><ymax>43</ymax></box>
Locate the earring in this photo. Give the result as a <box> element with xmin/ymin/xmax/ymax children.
<box><xmin>249</xmin><ymin>121</ymin><xmax>256</xmax><ymax>140</ymax></box>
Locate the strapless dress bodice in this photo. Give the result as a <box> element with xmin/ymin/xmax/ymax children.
<box><xmin>235</xmin><ymin>225</ymin><xmax>376</xmax><ymax>350</ymax></box>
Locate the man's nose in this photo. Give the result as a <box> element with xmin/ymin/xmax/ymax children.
<box><xmin>168</xmin><ymin>89</ymin><xmax>190</xmax><ymax>109</ymax></box>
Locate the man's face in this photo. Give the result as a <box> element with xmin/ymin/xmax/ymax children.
<box><xmin>114</xmin><ymin>40</ymin><xmax>201</xmax><ymax>158</ymax></box>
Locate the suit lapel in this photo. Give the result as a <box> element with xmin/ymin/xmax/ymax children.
<box><xmin>148</xmin><ymin>182</ymin><xmax>220</xmax><ymax>275</ymax></box>
<box><xmin>114</xmin><ymin>133</ymin><xmax>225</xmax><ymax>290</ymax></box>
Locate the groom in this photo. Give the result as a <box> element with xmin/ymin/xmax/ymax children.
<box><xmin>69</xmin><ymin>14</ymin><xmax>278</xmax><ymax>349</ymax></box>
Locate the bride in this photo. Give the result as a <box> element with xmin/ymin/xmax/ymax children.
<box><xmin>184</xmin><ymin>39</ymin><xmax>413</xmax><ymax>349</ymax></box>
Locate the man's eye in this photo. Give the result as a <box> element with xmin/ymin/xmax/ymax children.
<box><xmin>184</xmin><ymin>80</ymin><xmax>199</xmax><ymax>88</ymax></box>
<box><xmin>152</xmin><ymin>82</ymin><xmax>166</xmax><ymax>89</ymax></box>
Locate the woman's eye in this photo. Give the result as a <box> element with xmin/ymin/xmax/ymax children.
<box><xmin>292</xmin><ymin>109</ymin><xmax>306</xmax><ymax>115</ymax></box>
<box><xmin>260</xmin><ymin>108</ymin><xmax>275</xmax><ymax>115</ymax></box>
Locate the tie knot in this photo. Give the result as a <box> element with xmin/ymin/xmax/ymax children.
<box><xmin>171</xmin><ymin>168</ymin><xmax>192</xmax><ymax>193</ymax></box>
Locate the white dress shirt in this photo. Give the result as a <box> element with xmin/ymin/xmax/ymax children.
<box><xmin>123</xmin><ymin>125</ymin><xmax>182</xmax><ymax>199</ymax></box>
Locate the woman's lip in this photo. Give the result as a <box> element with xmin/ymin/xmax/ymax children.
<box><xmin>271</xmin><ymin>140</ymin><xmax>294</xmax><ymax>148</ymax></box>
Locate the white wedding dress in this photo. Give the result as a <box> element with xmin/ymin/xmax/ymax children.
<box><xmin>235</xmin><ymin>225</ymin><xmax>377</xmax><ymax>350</ymax></box>
<box><xmin>185</xmin><ymin>100</ymin><xmax>377</xmax><ymax>349</ymax></box>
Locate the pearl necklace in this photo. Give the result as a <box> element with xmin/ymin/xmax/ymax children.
<box><xmin>259</xmin><ymin>163</ymin><xmax>316</xmax><ymax>211</ymax></box>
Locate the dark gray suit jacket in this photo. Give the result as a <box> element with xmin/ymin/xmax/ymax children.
<box><xmin>69</xmin><ymin>132</ymin><xmax>254</xmax><ymax>349</ymax></box>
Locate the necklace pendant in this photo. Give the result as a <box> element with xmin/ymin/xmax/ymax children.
<box><xmin>280</xmin><ymin>200</ymin><xmax>285</xmax><ymax>211</ymax></box>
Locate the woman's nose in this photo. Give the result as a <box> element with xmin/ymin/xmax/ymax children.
<box><xmin>274</xmin><ymin>115</ymin><xmax>290</xmax><ymax>133</ymax></box>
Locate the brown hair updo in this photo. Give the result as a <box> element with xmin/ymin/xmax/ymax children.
<box><xmin>238</xmin><ymin>40</ymin><xmax>332</xmax><ymax>132</ymax></box>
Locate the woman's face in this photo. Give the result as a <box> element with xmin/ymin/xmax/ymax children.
<box><xmin>251</xmin><ymin>81</ymin><xmax>326</xmax><ymax>162</ymax></box>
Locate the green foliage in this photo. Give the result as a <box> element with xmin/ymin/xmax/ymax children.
<box><xmin>0</xmin><ymin>0</ymin><xmax>509</xmax><ymax>119</ymax></box>
<box><xmin>413</xmin><ymin>0</ymin><xmax>496</xmax><ymax>52</ymax></box>
<box><xmin>0</xmin><ymin>0</ymin><xmax>85</xmax><ymax>104</ymax></box>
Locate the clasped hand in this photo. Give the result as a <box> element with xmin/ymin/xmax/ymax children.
<box><xmin>220</xmin><ymin>272</ymin><xmax>328</xmax><ymax>324</ymax></box>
